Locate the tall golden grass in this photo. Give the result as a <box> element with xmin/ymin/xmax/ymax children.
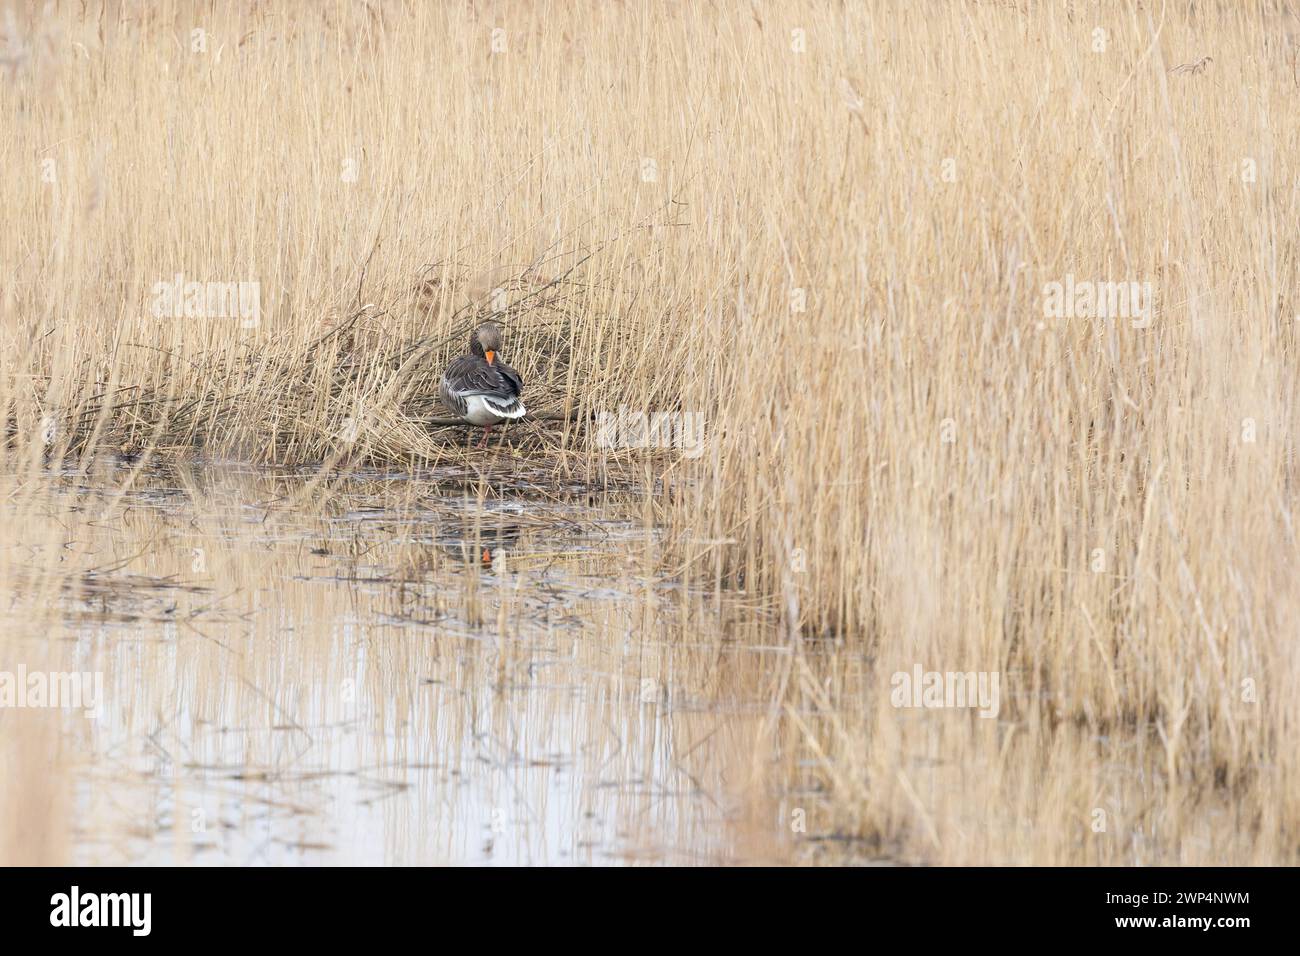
<box><xmin>3</xmin><ymin>0</ymin><xmax>1299</xmax><ymax>863</ymax></box>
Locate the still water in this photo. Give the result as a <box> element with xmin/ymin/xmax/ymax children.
<box><xmin>1</xmin><ymin>459</ymin><xmax>816</xmax><ymax>865</ymax></box>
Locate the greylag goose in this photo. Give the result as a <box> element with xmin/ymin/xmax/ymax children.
<box><xmin>438</xmin><ymin>322</ymin><xmax>526</xmax><ymax>447</ymax></box>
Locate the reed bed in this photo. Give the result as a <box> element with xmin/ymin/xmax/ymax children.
<box><xmin>2</xmin><ymin>0</ymin><xmax>1299</xmax><ymax>864</ymax></box>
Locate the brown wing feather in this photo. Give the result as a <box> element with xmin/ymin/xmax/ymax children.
<box><xmin>495</xmin><ymin>360</ymin><xmax>523</xmax><ymax>398</ymax></box>
<box><xmin>439</xmin><ymin>354</ymin><xmax>524</xmax><ymax>418</ymax></box>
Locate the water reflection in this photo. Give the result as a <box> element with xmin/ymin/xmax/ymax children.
<box><xmin>4</xmin><ymin>461</ymin><xmax>798</xmax><ymax>865</ymax></box>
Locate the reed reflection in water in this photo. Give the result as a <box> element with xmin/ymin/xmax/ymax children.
<box><xmin>1</xmin><ymin>461</ymin><xmax>806</xmax><ymax>865</ymax></box>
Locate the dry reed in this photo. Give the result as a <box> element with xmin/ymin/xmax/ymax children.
<box><xmin>2</xmin><ymin>0</ymin><xmax>1299</xmax><ymax>864</ymax></box>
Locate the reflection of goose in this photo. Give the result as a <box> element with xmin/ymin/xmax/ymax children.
<box><xmin>436</xmin><ymin>520</ymin><xmax>521</xmax><ymax>571</ymax></box>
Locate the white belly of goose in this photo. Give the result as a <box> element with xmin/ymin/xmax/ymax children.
<box><xmin>462</xmin><ymin>394</ymin><xmax>526</xmax><ymax>426</ymax></box>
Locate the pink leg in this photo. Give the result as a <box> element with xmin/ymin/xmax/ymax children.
<box><xmin>476</xmin><ymin>425</ymin><xmax>492</xmax><ymax>449</ymax></box>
